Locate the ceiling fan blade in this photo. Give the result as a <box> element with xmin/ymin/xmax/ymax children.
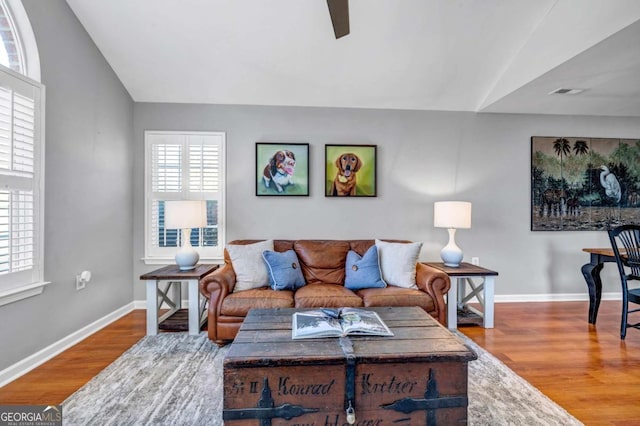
<box><xmin>327</xmin><ymin>0</ymin><xmax>350</xmax><ymax>39</ymax></box>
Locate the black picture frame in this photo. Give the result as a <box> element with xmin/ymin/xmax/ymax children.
<box><xmin>256</xmin><ymin>142</ymin><xmax>310</xmax><ymax>196</ymax></box>
<box><xmin>325</xmin><ymin>144</ymin><xmax>377</xmax><ymax>197</ymax></box>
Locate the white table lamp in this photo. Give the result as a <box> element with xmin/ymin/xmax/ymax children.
<box><xmin>164</xmin><ymin>200</ymin><xmax>207</xmax><ymax>270</ymax></box>
<box><xmin>434</xmin><ymin>201</ymin><xmax>472</xmax><ymax>268</ymax></box>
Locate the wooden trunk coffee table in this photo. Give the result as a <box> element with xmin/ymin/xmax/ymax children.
<box><xmin>223</xmin><ymin>306</ymin><xmax>477</xmax><ymax>425</ymax></box>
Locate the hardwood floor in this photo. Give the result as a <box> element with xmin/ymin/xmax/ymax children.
<box><xmin>463</xmin><ymin>300</ymin><xmax>640</xmax><ymax>426</ymax></box>
<box><xmin>1</xmin><ymin>302</ymin><xmax>639</xmax><ymax>425</ymax></box>
<box><xmin>0</xmin><ymin>310</ymin><xmax>146</xmax><ymax>405</ymax></box>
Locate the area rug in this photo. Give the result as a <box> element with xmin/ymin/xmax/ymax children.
<box><xmin>62</xmin><ymin>333</ymin><xmax>583</xmax><ymax>425</ymax></box>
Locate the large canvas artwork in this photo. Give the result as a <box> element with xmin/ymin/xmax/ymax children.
<box><xmin>531</xmin><ymin>136</ymin><xmax>640</xmax><ymax>231</ymax></box>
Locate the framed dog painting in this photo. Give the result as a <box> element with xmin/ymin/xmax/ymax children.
<box><xmin>325</xmin><ymin>144</ymin><xmax>377</xmax><ymax>197</ymax></box>
<box><xmin>256</xmin><ymin>143</ymin><xmax>309</xmax><ymax>196</ymax></box>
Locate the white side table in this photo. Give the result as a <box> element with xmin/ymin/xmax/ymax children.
<box><xmin>424</xmin><ymin>262</ymin><xmax>499</xmax><ymax>330</ymax></box>
<box><xmin>140</xmin><ymin>264</ymin><xmax>218</xmax><ymax>336</ymax></box>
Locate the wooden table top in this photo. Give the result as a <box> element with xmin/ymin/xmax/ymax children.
<box><xmin>582</xmin><ymin>248</ymin><xmax>615</xmax><ymax>256</ymax></box>
<box><xmin>225</xmin><ymin>307</ymin><xmax>476</xmax><ymax>367</ymax></box>
<box><xmin>139</xmin><ymin>264</ymin><xmax>219</xmax><ymax>280</ymax></box>
<box><xmin>424</xmin><ymin>262</ymin><xmax>498</xmax><ymax>276</ymax></box>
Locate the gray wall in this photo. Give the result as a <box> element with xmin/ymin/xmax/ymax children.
<box><xmin>0</xmin><ymin>0</ymin><xmax>134</xmax><ymax>371</ymax></box>
<box><xmin>134</xmin><ymin>104</ymin><xmax>640</xmax><ymax>301</ymax></box>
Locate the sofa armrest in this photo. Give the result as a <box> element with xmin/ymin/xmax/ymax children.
<box><xmin>199</xmin><ymin>263</ymin><xmax>236</xmax><ymax>311</ymax></box>
<box><xmin>415</xmin><ymin>262</ymin><xmax>450</xmax><ymax>325</ymax></box>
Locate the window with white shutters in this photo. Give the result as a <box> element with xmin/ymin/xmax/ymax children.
<box><xmin>144</xmin><ymin>131</ymin><xmax>225</xmax><ymax>261</ymax></box>
<box><xmin>0</xmin><ymin>65</ymin><xmax>44</xmax><ymax>298</ymax></box>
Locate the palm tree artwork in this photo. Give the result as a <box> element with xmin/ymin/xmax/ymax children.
<box><xmin>573</xmin><ymin>140</ymin><xmax>589</xmax><ymax>156</ymax></box>
<box><xmin>545</xmin><ymin>138</ymin><xmax>571</xmax><ymax>217</ymax></box>
<box><xmin>531</xmin><ymin>136</ymin><xmax>640</xmax><ymax>231</ymax></box>
<box><xmin>553</xmin><ymin>138</ymin><xmax>571</xmax><ymax>182</ymax></box>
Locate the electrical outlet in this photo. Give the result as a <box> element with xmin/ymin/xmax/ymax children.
<box><xmin>75</xmin><ymin>275</ymin><xmax>86</xmax><ymax>290</ymax></box>
<box><xmin>471</xmin><ymin>257</ymin><xmax>480</xmax><ymax>266</ymax></box>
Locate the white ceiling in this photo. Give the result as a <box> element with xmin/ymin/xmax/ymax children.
<box><xmin>65</xmin><ymin>0</ymin><xmax>640</xmax><ymax>117</ymax></box>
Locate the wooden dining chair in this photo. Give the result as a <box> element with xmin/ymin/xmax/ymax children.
<box><xmin>608</xmin><ymin>224</ymin><xmax>640</xmax><ymax>339</ymax></box>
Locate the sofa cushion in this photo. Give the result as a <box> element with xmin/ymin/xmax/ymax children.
<box><xmin>294</xmin><ymin>283</ymin><xmax>363</xmax><ymax>308</ymax></box>
<box><xmin>226</xmin><ymin>239</ymin><xmax>274</xmax><ymax>292</ymax></box>
<box><xmin>221</xmin><ymin>287</ymin><xmax>294</xmax><ymax>317</ymax></box>
<box><xmin>356</xmin><ymin>286</ymin><xmax>435</xmax><ymax>312</ymax></box>
<box><xmin>294</xmin><ymin>240</ymin><xmax>350</xmax><ymax>285</ymax></box>
<box><xmin>345</xmin><ymin>245</ymin><xmax>386</xmax><ymax>290</ymax></box>
<box><xmin>375</xmin><ymin>239</ymin><xmax>422</xmax><ymax>289</ymax></box>
<box><xmin>263</xmin><ymin>249</ymin><xmax>306</xmax><ymax>290</ymax></box>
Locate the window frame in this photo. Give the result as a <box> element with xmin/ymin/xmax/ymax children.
<box><xmin>143</xmin><ymin>130</ymin><xmax>226</xmax><ymax>264</ymax></box>
<box><xmin>0</xmin><ymin>64</ymin><xmax>47</xmax><ymax>307</ymax></box>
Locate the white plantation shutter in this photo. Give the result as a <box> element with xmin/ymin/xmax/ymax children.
<box><xmin>145</xmin><ymin>131</ymin><xmax>225</xmax><ymax>261</ymax></box>
<box><xmin>13</xmin><ymin>93</ymin><xmax>35</xmax><ymax>174</ymax></box>
<box><xmin>0</xmin><ymin>87</ymin><xmax>12</xmax><ymax>171</ymax></box>
<box><xmin>0</xmin><ymin>88</ymin><xmax>35</xmax><ymax>177</ymax></box>
<box><xmin>152</xmin><ymin>143</ymin><xmax>181</xmax><ymax>192</ymax></box>
<box><xmin>189</xmin><ymin>143</ymin><xmax>220</xmax><ymax>193</ymax></box>
<box><xmin>0</xmin><ymin>66</ymin><xmax>44</xmax><ymax>293</ymax></box>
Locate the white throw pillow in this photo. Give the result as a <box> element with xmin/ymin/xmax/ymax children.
<box><xmin>227</xmin><ymin>240</ymin><xmax>274</xmax><ymax>292</ymax></box>
<box><xmin>375</xmin><ymin>239</ymin><xmax>423</xmax><ymax>289</ymax></box>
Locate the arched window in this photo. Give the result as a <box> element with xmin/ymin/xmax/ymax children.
<box><xmin>0</xmin><ymin>0</ymin><xmax>40</xmax><ymax>81</ymax></box>
<box><xmin>0</xmin><ymin>2</ymin><xmax>22</xmax><ymax>73</ymax></box>
<box><xmin>0</xmin><ymin>0</ymin><xmax>46</xmax><ymax>306</ymax></box>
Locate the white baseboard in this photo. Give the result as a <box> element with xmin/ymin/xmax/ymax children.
<box><xmin>494</xmin><ymin>292</ymin><xmax>621</xmax><ymax>303</ymax></box>
<box><xmin>0</xmin><ymin>302</ymin><xmax>136</xmax><ymax>387</ymax></box>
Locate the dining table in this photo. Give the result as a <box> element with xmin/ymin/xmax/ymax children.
<box><xmin>581</xmin><ymin>247</ymin><xmax>618</xmax><ymax>324</ymax></box>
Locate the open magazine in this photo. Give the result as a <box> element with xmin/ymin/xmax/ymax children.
<box><xmin>292</xmin><ymin>308</ymin><xmax>394</xmax><ymax>339</ymax></box>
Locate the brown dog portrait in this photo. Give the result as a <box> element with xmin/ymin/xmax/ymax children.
<box><xmin>331</xmin><ymin>153</ymin><xmax>362</xmax><ymax>196</ymax></box>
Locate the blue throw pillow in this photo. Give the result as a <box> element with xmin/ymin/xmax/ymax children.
<box><xmin>345</xmin><ymin>245</ymin><xmax>387</xmax><ymax>290</ymax></box>
<box><xmin>262</xmin><ymin>250</ymin><xmax>306</xmax><ymax>291</ymax></box>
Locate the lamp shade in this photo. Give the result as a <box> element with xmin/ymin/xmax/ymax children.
<box><xmin>164</xmin><ymin>200</ymin><xmax>207</xmax><ymax>229</ymax></box>
<box><xmin>434</xmin><ymin>201</ymin><xmax>472</xmax><ymax>229</ymax></box>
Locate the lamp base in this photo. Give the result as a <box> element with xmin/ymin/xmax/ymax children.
<box><xmin>440</xmin><ymin>228</ymin><xmax>463</xmax><ymax>268</ymax></box>
<box><xmin>175</xmin><ymin>229</ymin><xmax>200</xmax><ymax>271</ymax></box>
<box><xmin>175</xmin><ymin>247</ymin><xmax>199</xmax><ymax>270</ymax></box>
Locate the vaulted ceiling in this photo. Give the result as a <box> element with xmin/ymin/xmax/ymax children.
<box><xmin>65</xmin><ymin>0</ymin><xmax>640</xmax><ymax>117</ymax></box>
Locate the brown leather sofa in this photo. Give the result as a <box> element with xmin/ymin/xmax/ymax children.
<box><xmin>199</xmin><ymin>239</ymin><xmax>450</xmax><ymax>345</ymax></box>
